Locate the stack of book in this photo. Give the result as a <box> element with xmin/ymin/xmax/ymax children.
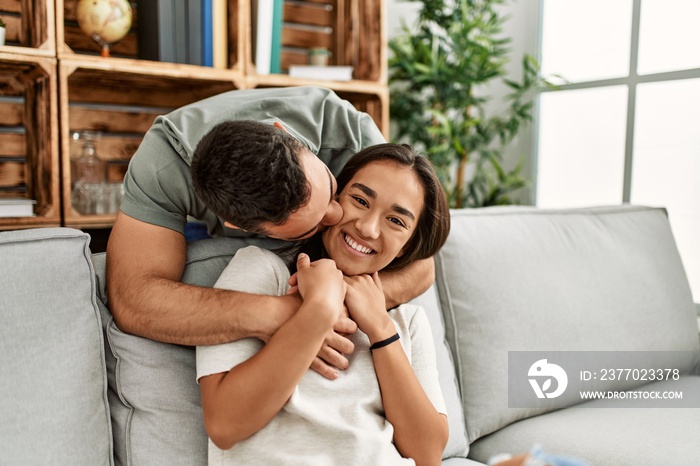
<box><xmin>136</xmin><ymin>0</ymin><xmax>228</xmax><ymax>68</ymax></box>
<box><xmin>288</xmin><ymin>65</ymin><xmax>354</xmax><ymax>81</ymax></box>
<box><xmin>0</xmin><ymin>199</ymin><xmax>35</xmax><ymax>218</ymax></box>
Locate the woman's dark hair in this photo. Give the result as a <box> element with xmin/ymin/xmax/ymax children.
<box><xmin>191</xmin><ymin>120</ymin><xmax>310</xmax><ymax>233</ymax></box>
<box><xmin>301</xmin><ymin>143</ymin><xmax>450</xmax><ymax>273</ymax></box>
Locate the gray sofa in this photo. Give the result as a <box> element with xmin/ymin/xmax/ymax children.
<box><xmin>1</xmin><ymin>205</ymin><xmax>699</xmax><ymax>465</ymax></box>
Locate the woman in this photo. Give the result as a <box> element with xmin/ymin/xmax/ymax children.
<box><xmin>196</xmin><ymin>143</ymin><xmax>451</xmax><ymax>466</ymax></box>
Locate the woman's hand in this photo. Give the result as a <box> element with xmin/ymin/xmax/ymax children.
<box><xmin>284</xmin><ymin>256</ymin><xmax>358</xmax><ymax>379</ymax></box>
<box><xmin>295</xmin><ymin>253</ymin><xmax>346</xmax><ymax>325</ymax></box>
<box><xmin>343</xmin><ymin>272</ymin><xmax>395</xmax><ymax>343</ymax></box>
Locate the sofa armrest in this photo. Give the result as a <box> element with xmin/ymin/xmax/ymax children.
<box><xmin>0</xmin><ymin>228</ymin><xmax>112</xmax><ymax>465</ymax></box>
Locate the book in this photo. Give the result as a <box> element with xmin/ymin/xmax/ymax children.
<box><xmin>137</xmin><ymin>0</ymin><xmax>203</xmax><ymax>65</ymax></box>
<box><xmin>269</xmin><ymin>0</ymin><xmax>283</xmax><ymax>74</ymax></box>
<box><xmin>0</xmin><ymin>199</ymin><xmax>36</xmax><ymax>218</ymax></box>
<box><xmin>187</xmin><ymin>0</ymin><xmax>203</xmax><ymax>65</ymax></box>
<box><xmin>288</xmin><ymin>65</ymin><xmax>354</xmax><ymax>81</ymax></box>
<box><xmin>137</xmin><ymin>0</ymin><xmax>176</xmax><ymax>62</ymax></box>
<box><xmin>213</xmin><ymin>0</ymin><xmax>228</xmax><ymax>69</ymax></box>
<box><xmin>255</xmin><ymin>0</ymin><xmax>282</xmax><ymax>74</ymax></box>
<box><xmin>174</xmin><ymin>0</ymin><xmax>188</xmax><ymax>63</ymax></box>
<box><xmin>202</xmin><ymin>0</ymin><xmax>213</xmax><ymax>66</ymax></box>
<box><xmin>255</xmin><ymin>0</ymin><xmax>273</xmax><ymax>75</ymax></box>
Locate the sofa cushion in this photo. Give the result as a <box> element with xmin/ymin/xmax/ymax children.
<box><xmin>435</xmin><ymin>205</ymin><xmax>700</xmax><ymax>442</ymax></box>
<box><xmin>409</xmin><ymin>285</ymin><xmax>470</xmax><ymax>458</ymax></box>
<box><xmin>94</xmin><ymin>236</ymin><xmax>300</xmax><ymax>466</ymax></box>
<box><xmin>468</xmin><ymin>376</ymin><xmax>700</xmax><ymax>466</ymax></box>
<box><xmin>0</xmin><ymin>228</ymin><xmax>112</xmax><ymax>466</ymax></box>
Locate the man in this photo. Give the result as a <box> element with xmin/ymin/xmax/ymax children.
<box><xmin>106</xmin><ymin>86</ymin><xmax>434</xmax><ymax>379</ymax></box>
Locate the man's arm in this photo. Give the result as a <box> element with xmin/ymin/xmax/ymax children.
<box><xmin>106</xmin><ymin>212</ymin><xmax>299</xmax><ymax>346</ymax></box>
<box><xmin>378</xmin><ymin>257</ymin><xmax>435</xmax><ymax>309</ymax></box>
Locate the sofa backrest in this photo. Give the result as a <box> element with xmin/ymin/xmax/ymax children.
<box><xmin>435</xmin><ymin>205</ymin><xmax>699</xmax><ymax>443</ymax></box>
<box><xmin>0</xmin><ymin>228</ymin><xmax>113</xmax><ymax>466</ymax></box>
<box><xmin>94</xmin><ymin>234</ymin><xmax>289</xmax><ymax>466</ymax></box>
<box><xmin>93</xmin><ymin>237</ymin><xmax>245</xmax><ymax>466</ymax></box>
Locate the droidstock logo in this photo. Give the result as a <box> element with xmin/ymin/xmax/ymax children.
<box><xmin>528</xmin><ymin>359</ymin><xmax>568</xmax><ymax>399</ymax></box>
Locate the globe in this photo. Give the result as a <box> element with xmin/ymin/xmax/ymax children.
<box><xmin>76</xmin><ymin>0</ymin><xmax>133</xmax><ymax>57</ymax></box>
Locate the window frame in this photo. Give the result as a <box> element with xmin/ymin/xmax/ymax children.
<box><xmin>533</xmin><ymin>0</ymin><xmax>700</xmax><ymax>305</ymax></box>
<box><xmin>534</xmin><ymin>0</ymin><xmax>700</xmax><ymax>204</ymax></box>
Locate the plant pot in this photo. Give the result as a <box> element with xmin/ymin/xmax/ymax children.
<box><xmin>0</xmin><ymin>27</ymin><xmax>5</xmax><ymax>46</ymax></box>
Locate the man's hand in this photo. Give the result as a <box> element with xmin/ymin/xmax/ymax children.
<box><xmin>310</xmin><ymin>316</ymin><xmax>357</xmax><ymax>380</ymax></box>
<box><xmin>285</xmin><ymin>288</ymin><xmax>358</xmax><ymax>380</ymax></box>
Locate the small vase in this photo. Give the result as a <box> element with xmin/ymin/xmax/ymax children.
<box><xmin>0</xmin><ymin>27</ymin><xmax>6</xmax><ymax>47</ymax></box>
<box><xmin>308</xmin><ymin>47</ymin><xmax>330</xmax><ymax>66</ymax></box>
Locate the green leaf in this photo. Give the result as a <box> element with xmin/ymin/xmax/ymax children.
<box><xmin>388</xmin><ymin>0</ymin><xmax>548</xmax><ymax>207</ymax></box>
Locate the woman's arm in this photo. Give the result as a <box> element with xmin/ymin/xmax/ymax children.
<box><xmin>199</xmin><ymin>253</ymin><xmax>346</xmax><ymax>450</ymax></box>
<box><xmin>344</xmin><ymin>274</ymin><xmax>448</xmax><ymax>466</ymax></box>
<box><xmin>370</xmin><ymin>334</ymin><xmax>448</xmax><ymax>466</ymax></box>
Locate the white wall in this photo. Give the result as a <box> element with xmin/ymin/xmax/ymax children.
<box><xmin>386</xmin><ymin>0</ymin><xmax>540</xmax><ymax>203</ymax></box>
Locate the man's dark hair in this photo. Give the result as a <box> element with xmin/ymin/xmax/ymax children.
<box><xmin>191</xmin><ymin>120</ymin><xmax>310</xmax><ymax>233</ymax></box>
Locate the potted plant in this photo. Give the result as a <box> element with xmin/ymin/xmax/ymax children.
<box><xmin>0</xmin><ymin>17</ymin><xmax>6</xmax><ymax>47</ymax></box>
<box><xmin>389</xmin><ymin>0</ymin><xmax>550</xmax><ymax>207</ymax></box>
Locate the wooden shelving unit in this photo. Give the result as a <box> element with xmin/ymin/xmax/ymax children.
<box><xmin>0</xmin><ymin>0</ymin><xmax>387</xmax><ymax>231</ymax></box>
<box><xmin>58</xmin><ymin>58</ymin><xmax>241</xmax><ymax>228</ymax></box>
<box><xmin>0</xmin><ymin>0</ymin><xmax>55</xmax><ymax>56</ymax></box>
<box><xmin>0</xmin><ymin>1</ymin><xmax>59</xmax><ymax>229</ymax></box>
<box><xmin>0</xmin><ymin>52</ymin><xmax>60</xmax><ymax>229</ymax></box>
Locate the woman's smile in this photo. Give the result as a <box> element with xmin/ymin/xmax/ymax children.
<box><xmin>342</xmin><ymin>232</ymin><xmax>377</xmax><ymax>255</ymax></box>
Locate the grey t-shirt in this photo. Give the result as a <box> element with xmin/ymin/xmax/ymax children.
<box><xmin>196</xmin><ymin>246</ymin><xmax>447</xmax><ymax>466</ymax></box>
<box><xmin>121</xmin><ymin>86</ymin><xmax>386</xmax><ymax>237</ymax></box>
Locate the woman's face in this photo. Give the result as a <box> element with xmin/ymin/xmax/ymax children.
<box><xmin>322</xmin><ymin>160</ymin><xmax>425</xmax><ymax>276</ymax></box>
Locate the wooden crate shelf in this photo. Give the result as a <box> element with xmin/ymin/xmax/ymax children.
<box><xmin>335</xmin><ymin>88</ymin><xmax>389</xmax><ymax>139</ymax></box>
<box><xmin>0</xmin><ymin>0</ymin><xmax>386</xmax><ymax>231</ymax></box>
<box><xmin>57</xmin><ymin>0</ymin><xmax>246</xmax><ymax>75</ymax></box>
<box><xmin>0</xmin><ymin>52</ymin><xmax>59</xmax><ymax>229</ymax></box>
<box><xmin>59</xmin><ymin>60</ymin><xmax>241</xmax><ymax>228</ymax></box>
<box><xmin>250</xmin><ymin>79</ymin><xmax>388</xmax><ymax>139</ymax></box>
<box><xmin>0</xmin><ymin>0</ymin><xmax>55</xmax><ymax>56</ymax></box>
<box><xmin>250</xmin><ymin>0</ymin><xmax>386</xmax><ymax>83</ymax></box>
<box><xmin>59</xmin><ymin>0</ymin><xmax>138</xmax><ymax>58</ymax></box>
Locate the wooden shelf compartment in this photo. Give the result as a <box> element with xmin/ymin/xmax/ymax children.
<box><xmin>58</xmin><ymin>0</ymin><xmax>246</xmax><ymax>74</ymax></box>
<box><xmin>250</xmin><ymin>0</ymin><xmax>386</xmax><ymax>84</ymax></box>
<box><xmin>56</xmin><ymin>53</ymin><xmax>247</xmax><ymax>84</ymax></box>
<box><xmin>59</xmin><ymin>61</ymin><xmax>241</xmax><ymax>228</ymax></box>
<box><xmin>335</xmin><ymin>87</ymin><xmax>389</xmax><ymax>139</ymax></box>
<box><xmin>0</xmin><ymin>52</ymin><xmax>60</xmax><ymax>230</ymax></box>
<box><xmin>0</xmin><ymin>0</ymin><xmax>56</xmax><ymax>56</ymax></box>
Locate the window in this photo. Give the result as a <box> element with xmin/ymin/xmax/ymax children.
<box><xmin>535</xmin><ymin>0</ymin><xmax>700</xmax><ymax>301</ymax></box>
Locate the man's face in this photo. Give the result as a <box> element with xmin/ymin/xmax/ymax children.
<box><xmin>261</xmin><ymin>149</ymin><xmax>342</xmax><ymax>241</ymax></box>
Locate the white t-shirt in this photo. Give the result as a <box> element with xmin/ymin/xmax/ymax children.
<box><xmin>196</xmin><ymin>246</ymin><xmax>447</xmax><ymax>466</ymax></box>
